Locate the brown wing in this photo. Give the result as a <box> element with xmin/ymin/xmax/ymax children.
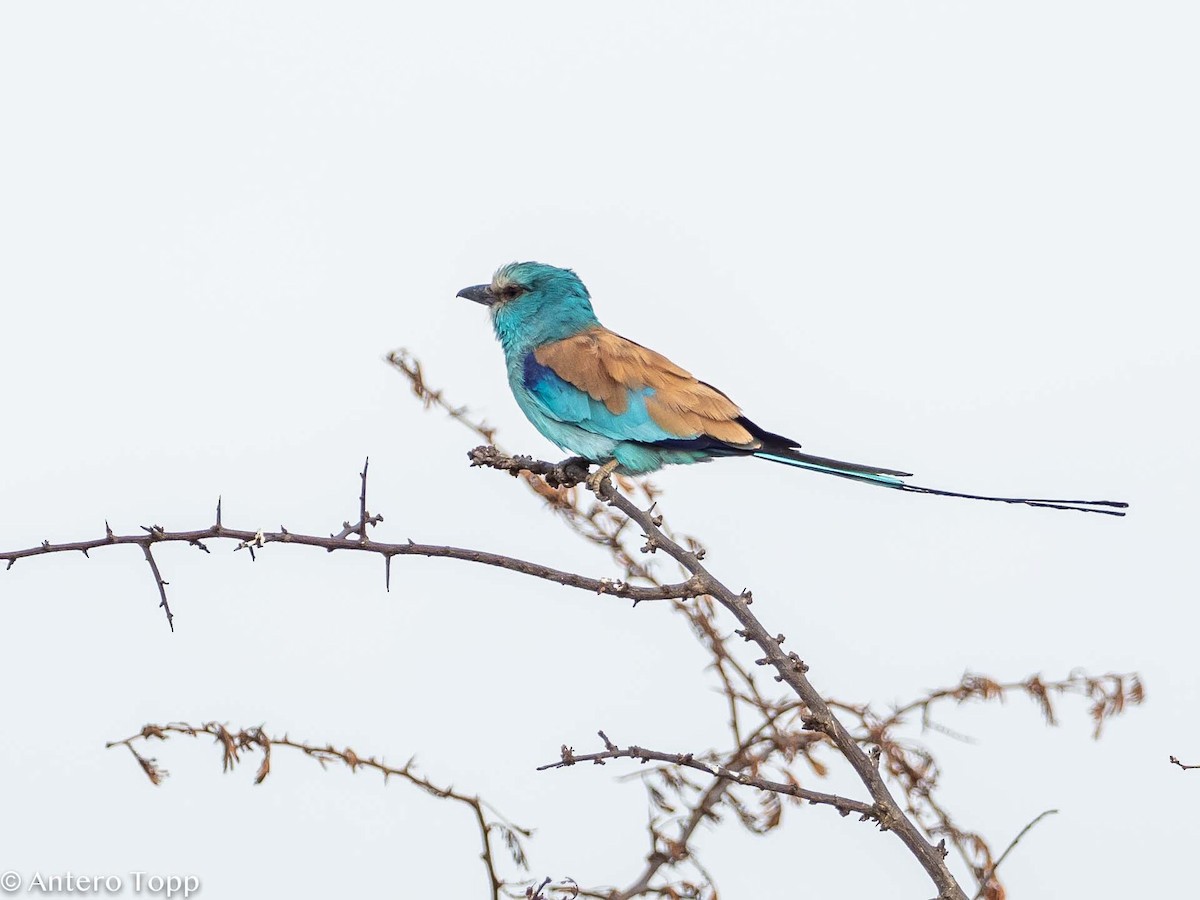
<box><xmin>533</xmin><ymin>327</ymin><xmax>757</xmax><ymax>446</ymax></box>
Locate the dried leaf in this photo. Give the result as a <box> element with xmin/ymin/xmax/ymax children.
<box><xmin>137</xmin><ymin>755</ymin><xmax>166</xmax><ymax>785</ymax></box>
<box><xmin>759</xmin><ymin>792</ymin><xmax>782</xmax><ymax>831</ymax></box>
<box><xmin>499</xmin><ymin>824</ymin><xmax>529</xmax><ymax>869</ymax></box>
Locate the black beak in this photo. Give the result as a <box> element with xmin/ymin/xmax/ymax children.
<box><xmin>456</xmin><ymin>284</ymin><xmax>495</xmax><ymax>307</ymax></box>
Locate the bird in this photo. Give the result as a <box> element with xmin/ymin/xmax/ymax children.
<box><xmin>456</xmin><ymin>261</ymin><xmax>1127</xmax><ymax>516</ymax></box>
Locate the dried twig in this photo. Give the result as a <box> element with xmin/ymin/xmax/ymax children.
<box><xmin>869</xmin><ymin>670</ymin><xmax>1146</xmax><ymax>740</ymax></box>
<box><xmin>824</xmin><ymin>670</ymin><xmax>1142</xmax><ymax>885</ymax></box>
<box><xmin>0</xmin><ymin>348</ymin><xmax>1142</xmax><ymax>900</ymax></box>
<box><xmin>539</xmin><ymin>731</ymin><xmax>876</xmax><ymax>821</ymax></box>
<box><xmin>106</xmin><ymin>722</ymin><xmax>531</xmax><ymax>900</ymax></box>
<box><xmin>469</xmin><ymin>445</ymin><xmax>969</xmax><ymax>900</ymax></box>
<box><xmin>390</xmin><ymin>351</ymin><xmax>1143</xmax><ymax>900</ymax></box>
<box><xmin>970</xmin><ymin>809</ymin><xmax>1058</xmax><ymax>900</ymax></box>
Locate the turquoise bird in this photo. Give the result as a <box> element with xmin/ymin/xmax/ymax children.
<box><xmin>457</xmin><ymin>262</ymin><xmax>1127</xmax><ymax>516</ymax></box>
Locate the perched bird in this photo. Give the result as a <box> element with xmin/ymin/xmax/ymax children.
<box><xmin>457</xmin><ymin>262</ymin><xmax>1127</xmax><ymax>516</ymax></box>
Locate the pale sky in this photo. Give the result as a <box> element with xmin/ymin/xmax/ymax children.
<box><xmin>1</xmin><ymin>2</ymin><xmax>1196</xmax><ymax>897</ymax></box>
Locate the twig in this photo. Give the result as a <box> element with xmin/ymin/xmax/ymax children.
<box><xmin>139</xmin><ymin>539</ymin><xmax>174</xmax><ymax>632</ymax></box>
<box><xmin>106</xmin><ymin>722</ymin><xmax>531</xmax><ymax>900</ymax></box>
<box><xmin>331</xmin><ymin>457</ymin><xmax>384</xmax><ymax>541</ymax></box>
<box><xmin>1170</xmin><ymin>755</ymin><xmax>1200</xmax><ymax>771</ymax></box>
<box><xmin>539</xmin><ymin>734</ymin><xmax>876</xmax><ymax>822</ymax></box>
<box><xmin>873</xmin><ymin>670</ymin><xmax>1145</xmax><ymax>740</ymax></box>
<box><xmin>386</xmin><ymin>349</ymin><xmax>499</xmax><ymax>444</ymax></box>
<box><xmin>970</xmin><ymin>809</ymin><xmax>1058</xmax><ymax>900</ymax></box>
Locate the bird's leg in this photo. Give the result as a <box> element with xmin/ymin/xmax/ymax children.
<box><xmin>587</xmin><ymin>457</ymin><xmax>621</xmax><ymax>493</ymax></box>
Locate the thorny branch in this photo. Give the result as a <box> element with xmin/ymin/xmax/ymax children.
<box><xmin>822</xmin><ymin>669</ymin><xmax>1142</xmax><ymax>891</ymax></box>
<box><xmin>0</xmin><ymin>459</ymin><xmax>703</xmax><ymax>630</ymax></box>
<box><xmin>387</xmin><ymin>351</ymin><xmax>1142</xmax><ymax>899</ymax></box>
<box><xmin>539</xmin><ymin>730</ymin><xmax>876</xmax><ymax>821</ymax></box>
<box><xmin>139</xmin><ymin>539</ymin><xmax>174</xmax><ymax>632</ymax></box>
<box><xmin>0</xmin><ymin>348</ymin><xmax>1143</xmax><ymax>899</ymax></box>
<box><xmin>389</xmin><ymin>348</ymin><xmax>834</xmax><ymax>896</ymax></box>
<box><xmin>330</xmin><ymin>457</ymin><xmax>384</xmax><ymax>541</ymax></box>
<box><xmin>469</xmin><ymin>446</ymin><xmax>969</xmax><ymax>900</ymax></box>
<box><xmin>106</xmin><ymin>722</ymin><xmax>532</xmax><ymax>900</ymax></box>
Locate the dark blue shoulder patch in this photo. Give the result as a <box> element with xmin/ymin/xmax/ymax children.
<box><xmin>523</xmin><ymin>352</ymin><xmax>556</xmax><ymax>390</ymax></box>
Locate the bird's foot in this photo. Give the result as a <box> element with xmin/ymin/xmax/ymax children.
<box><xmin>544</xmin><ymin>456</ymin><xmax>592</xmax><ymax>489</ymax></box>
<box><xmin>586</xmin><ymin>458</ymin><xmax>621</xmax><ymax>493</ymax></box>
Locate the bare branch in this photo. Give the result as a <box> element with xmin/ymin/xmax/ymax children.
<box><xmin>970</xmin><ymin>809</ymin><xmax>1058</xmax><ymax>900</ymax></box>
<box><xmin>469</xmin><ymin>446</ymin><xmax>968</xmax><ymax>900</ymax></box>
<box><xmin>399</xmin><ymin>353</ymin><xmax>1140</xmax><ymax>900</ymax></box>
<box><xmin>0</xmin><ymin>349</ymin><xmax>1142</xmax><ymax>900</ymax></box>
<box><xmin>539</xmin><ymin>734</ymin><xmax>877</xmax><ymax>822</ymax></box>
<box><xmin>331</xmin><ymin>457</ymin><xmax>384</xmax><ymax>541</ymax></box>
<box><xmin>1</xmin><ymin>514</ymin><xmax>703</xmax><ymax>627</ymax></box>
<box><xmin>139</xmin><ymin>539</ymin><xmax>174</xmax><ymax>632</ymax></box>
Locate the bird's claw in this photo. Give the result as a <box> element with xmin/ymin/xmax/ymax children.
<box><xmin>586</xmin><ymin>458</ymin><xmax>621</xmax><ymax>493</ymax></box>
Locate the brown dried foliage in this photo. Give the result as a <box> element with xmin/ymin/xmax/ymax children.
<box><xmin>0</xmin><ymin>347</ymin><xmax>1142</xmax><ymax>900</ymax></box>
<box><xmin>383</xmin><ymin>349</ymin><xmax>1143</xmax><ymax>899</ymax></box>
<box><xmin>107</xmin><ymin>722</ymin><xmax>533</xmax><ymax>900</ymax></box>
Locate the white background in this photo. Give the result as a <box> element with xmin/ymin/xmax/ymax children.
<box><xmin>0</xmin><ymin>2</ymin><xmax>1195</xmax><ymax>897</ymax></box>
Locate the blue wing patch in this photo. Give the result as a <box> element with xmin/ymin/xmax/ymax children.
<box><xmin>521</xmin><ymin>352</ymin><xmax>681</xmax><ymax>444</ymax></box>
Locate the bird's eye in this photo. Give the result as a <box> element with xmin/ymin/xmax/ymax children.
<box><xmin>497</xmin><ymin>284</ymin><xmax>528</xmax><ymax>302</ymax></box>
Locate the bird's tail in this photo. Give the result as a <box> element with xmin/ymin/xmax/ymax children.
<box><xmin>752</xmin><ymin>448</ymin><xmax>1128</xmax><ymax>516</ymax></box>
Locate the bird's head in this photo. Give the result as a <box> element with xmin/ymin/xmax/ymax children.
<box><xmin>457</xmin><ymin>262</ymin><xmax>600</xmax><ymax>353</ymax></box>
